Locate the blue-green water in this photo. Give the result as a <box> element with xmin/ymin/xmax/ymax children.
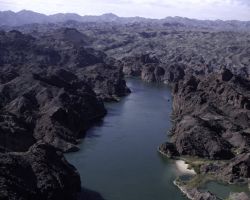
<box><xmin>200</xmin><ymin>181</ymin><xmax>250</xmax><ymax>199</ymax></box>
<box><xmin>65</xmin><ymin>78</ymin><xmax>187</xmax><ymax>200</ymax></box>
<box><xmin>66</xmin><ymin>78</ymin><xmax>250</xmax><ymax>200</ymax></box>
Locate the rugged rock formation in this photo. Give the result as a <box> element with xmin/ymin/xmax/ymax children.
<box><xmin>0</xmin><ymin>70</ymin><xmax>106</xmax><ymax>152</ymax></box>
<box><xmin>0</xmin><ymin>30</ymin><xmax>130</xmax><ymax>152</ymax></box>
<box><xmin>121</xmin><ymin>54</ymin><xmax>186</xmax><ymax>84</ymax></box>
<box><xmin>157</xmin><ymin>69</ymin><xmax>250</xmax><ymax>194</ymax></box>
<box><xmin>170</xmin><ymin>71</ymin><xmax>250</xmax><ymax>160</ymax></box>
<box><xmin>0</xmin><ymin>29</ymin><xmax>130</xmax><ymax>101</ymax></box>
<box><xmin>0</xmin><ymin>29</ymin><xmax>129</xmax><ymax>199</ymax></box>
<box><xmin>0</xmin><ymin>14</ymin><xmax>250</xmax><ymax>200</ymax></box>
<box><xmin>228</xmin><ymin>192</ymin><xmax>250</xmax><ymax>200</ymax></box>
<box><xmin>200</xmin><ymin>153</ymin><xmax>250</xmax><ymax>183</ymax></box>
<box><xmin>174</xmin><ymin>180</ymin><xmax>217</xmax><ymax>200</ymax></box>
<box><xmin>158</xmin><ymin>142</ymin><xmax>179</xmax><ymax>158</ymax></box>
<box><xmin>77</xmin><ymin>62</ymin><xmax>130</xmax><ymax>101</ymax></box>
<box><xmin>0</xmin><ymin>142</ymin><xmax>81</xmax><ymax>200</ymax></box>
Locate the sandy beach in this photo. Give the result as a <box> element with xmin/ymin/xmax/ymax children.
<box><xmin>175</xmin><ymin>160</ymin><xmax>196</xmax><ymax>175</ymax></box>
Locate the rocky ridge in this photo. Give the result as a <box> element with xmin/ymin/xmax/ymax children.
<box><xmin>1</xmin><ymin>10</ymin><xmax>250</xmax><ymax>32</ymax></box>
<box><xmin>0</xmin><ymin>29</ymin><xmax>130</xmax><ymax>152</ymax></box>
<box><xmin>0</xmin><ymin>29</ymin><xmax>129</xmax><ymax>199</ymax></box>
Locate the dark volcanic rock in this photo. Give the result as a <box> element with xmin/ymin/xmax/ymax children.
<box><xmin>172</xmin><ymin>116</ymin><xmax>234</xmax><ymax>159</ymax></box>
<box><xmin>0</xmin><ymin>142</ymin><xmax>81</xmax><ymax>200</ymax></box>
<box><xmin>222</xmin><ymin>153</ymin><xmax>250</xmax><ymax>183</ymax></box>
<box><xmin>201</xmin><ymin>153</ymin><xmax>250</xmax><ymax>183</ymax></box>
<box><xmin>0</xmin><ymin>70</ymin><xmax>106</xmax><ymax>152</ymax></box>
<box><xmin>0</xmin><ymin>29</ymin><xmax>129</xmax><ymax>100</ymax></box>
<box><xmin>158</xmin><ymin>142</ymin><xmax>179</xmax><ymax>158</ymax></box>
<box><xmin>168</xmin><ymin>71</ymin><xmax>250</xmax><ymax>161</ymax></box>
<box><xmin>1</xmin><ymin>14</ymin><xmax>250</xmax><ymax>199</ymax></box>
<box><xmin>222</xmin><ymin>68</ymin><xmax>234</xmax><ymax>81</ymax></box>
<box><xmin>0</xmin><ymin>113</ymin><xmax>35</xmax><ymax>152</ymax></box>
<box><xmin>0</xmin><ymin>30</ymin><xmax>131</xmax><ymax>152</ymax></box>
<box><xmin>121</xmin><ymin>54</ymin><xmax>161</xmax><ymax>81</ymax></box>
<box><xmin>0</xmin><ymin>28</ymin><xmax>131</xmax><ymax>199</ymax></box>
<box><xmin>77</xmin><ymin>62</ymin><xmax>131</xmax><ymax>101</ymax></box>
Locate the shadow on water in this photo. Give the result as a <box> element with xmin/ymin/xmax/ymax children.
<box><xmin>158</xmin><ymin>152</ymin><xmax>175</xmax><ymax>165</ymax></box>
<box><xmin>85</xmin><ymin>100</ymin><xmax>129</xmax><ymax>139</ymax></box>
<box><xmin>79</xmin><ymin>188</ymin><xmax>109</xmax><ymax>200</ymax></box>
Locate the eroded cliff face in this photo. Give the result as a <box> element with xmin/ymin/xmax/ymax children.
<box><xmin>0</xmin><ymin>29</ymin><xmax>130</xmax><ymax>199</ymax></box>
<box><xmin>0</xmin><ymin>29</ymin><xmax>130</xmax><ymax>152</ymax></box>
<box><xmin>99</xmin><ymin>23</ymin><xmax>250</xmax><ymax>182</ymax></box>
<box><xmin>119</xmin><ymin>39</ymin><xmax>250</xmax><ymax>182</ymax></box>
<box><xmin>172</xmin><ymin>70</ymin><xmax>250</xmax><ymax>158</ymax></box>
<box><xmin>0</xmin><ymin>70</ymin><xmax>106</xmax><ymax>152</ymax></box>
<box><xmin>160</xmin><ymin>69</ymin><xmax>250</xmax><ymax>183</ymax></box>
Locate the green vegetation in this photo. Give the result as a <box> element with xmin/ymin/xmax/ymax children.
<box><xmin>175</xmin><ymin>156</ymin><xmax>223</xmax><ymax>189</ymax></box>
<box><xmin>177</xmin><ymin>174</ymin><xmax>215</xmax><ymax>189</ymax></box>
<box><xmin>178</xmin><ymin>155</ymin><xmax>228</xmax><ymax>174</ymax></box>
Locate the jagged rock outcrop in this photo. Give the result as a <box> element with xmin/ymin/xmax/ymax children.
<box><xmin>121</xmin><ymin>54</ymin><xmax>186</xmax><ymax>84</ymax></box>
<box><xmin>174</xmin><ymin>181</ymin><xmax>217</xmax><ymax>200</ymax></box>
<box><xmin>172</xmin><ymin>115</ymin><xmax>234</xmax><ymax>159</ymax></box>
<box><xmin>0</xmin><ymin>142</ymin><xmax>81</xmax><ymax>200</ymax></box>
<box><xmin>159</xmin><ymin>69</ymin><xmax>250</xmax><ymax>187</ymax></box>
<box><xmin>0</xmin><ymin>29</ymin><xmax>130</xmax><ymax>101</ymax></box>
<box><xmin>121</xmin><ymin>54</ymin><xmax>160</xmax><ymax>80</ymax></box>
<box><xmin>200</xmin><ymin>153</ymin><xmax>250</xmax><ymax>183</ymax></box>
<box><xmin>228</xmin><ymin>192</ymin><xmax>250</xmax><ymax>200</ymax></box>
<box><xmin>158</xmin><ymin>142</ymin><xmax>179</xmax><ymax>158</ymax></box>
<box><xmin>0</xmin><ymin>69</ymin><xmax>106</xmax><ymax>152</ymax></box>
<box><xmin>168</xmin><ymin>70</ymin><xmax>250</xmax><ymax>161</ymax></box>
<box><xmin>77</xmin><ymin>62</ymin><xmax>130</xmax><ymax>101</ymax></box>
<box><xmin>0</xmin><ymin>28</ymin><xmax>130</xmax><ymax>200</ymax></box>
<box><xmin>0</xmin><ymin>30</ymin><xmax>131</xmax><ymax>152</ymax></box>
<box><xmin>221</xmin><ymin>153</ymin><xmax>250</xmax><ymax>183</ymax></box>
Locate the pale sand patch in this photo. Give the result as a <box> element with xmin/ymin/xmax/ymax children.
<box><xmin>175</xmin><ymin>160</ymin><xmax>196</xmax><ymax>175</ymax></box>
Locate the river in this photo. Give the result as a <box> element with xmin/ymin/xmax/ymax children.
<box><xmin>65</xmin><ymin>78</ymin><xmax>188</xmax><ymax>200</ymax></box>
<box><xmin>66</xmin><ymin>78</ymin><xmax>250</xmax><ymax>200</ymax></box>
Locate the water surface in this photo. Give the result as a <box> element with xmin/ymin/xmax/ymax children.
<box><xmin>200</xmin><ymin>181</ymin><xmax>250</xmax><ymax>199</ymax></box>
<box><xmin>66</xmin><ymin>78</ymin><xmax>187</xmax><ymax>200</ymax></box>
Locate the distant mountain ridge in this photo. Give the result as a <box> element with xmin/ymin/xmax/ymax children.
<box><xmin>0</xmin><ymin>10</ymin><xmax>250</xmax><ymax>31</ymax></box>
<box><xmin>0</xmin><ymin>10</ymin><xmax>124</xmax><ymax>26</ymax></box>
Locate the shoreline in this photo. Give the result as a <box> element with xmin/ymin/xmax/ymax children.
<box><xmin>173</xmin><ymin>180</ymin><xmax>218</xmax><ymax>200</ymax></box>
<box><xmin>158</xmin><ymin>147</ymin><xmax>196</xmax><ymax>175</ymax></box>
<box><xmin>175</xmin><ymin>160</ymin><xmax>196</xmax><ymax>175</ymax></box>
<box><xmin>173</xmin><ymin>180</ymin><xmax>195</xmax><ymax>200</ymax></box>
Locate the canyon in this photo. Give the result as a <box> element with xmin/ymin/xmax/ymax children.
<box><xmin>0</xmin><ymin>10</ymin><xmax>250</xmax><ymax>200</ymax></box>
